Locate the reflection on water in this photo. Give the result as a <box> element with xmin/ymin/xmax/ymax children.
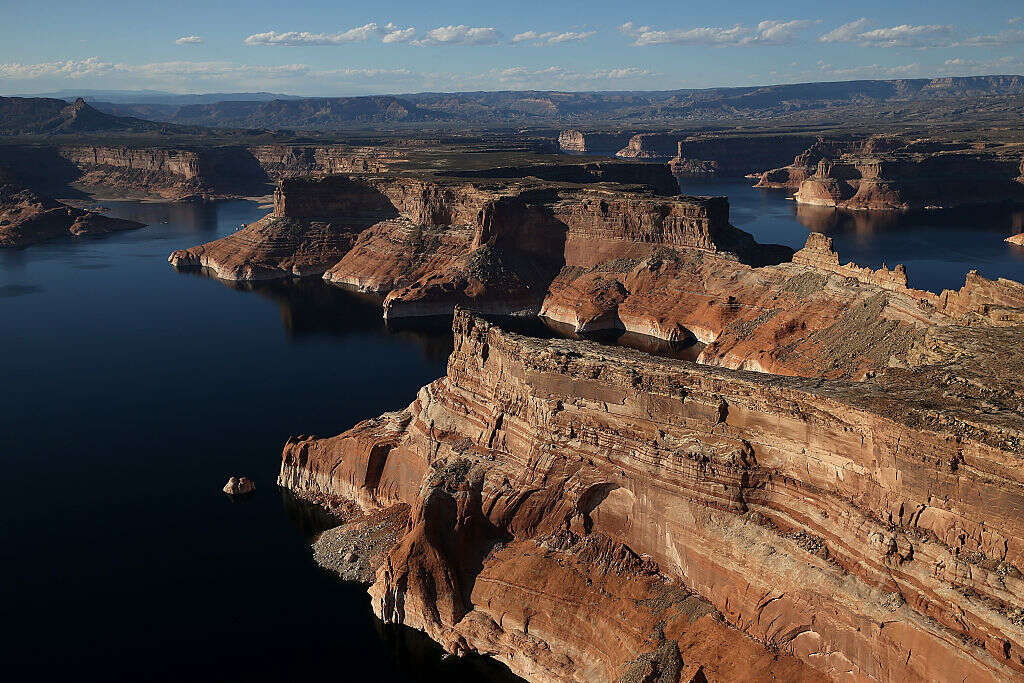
<box><xmin>795</xmin><ymin>202</ymin><xmax>1024</xmax><ymax>239</ymax></box>
<box><xmin>280</xmin><ymin>489</ymin><xmax>344</xmax><ymax>539</ymax></box>
<box><xmin>101</xmin><ymin>199</ymin><xmax>227</xmax><ymax>236</ymax></box>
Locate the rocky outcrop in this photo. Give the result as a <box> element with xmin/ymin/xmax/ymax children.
<box><xmin>558</xmin><ymin>130</ymin><xmax>632</xmax><ymax>155</ymax></box>
<box><xmin>280</xmin><ymin>304</ymin><xmax>1024</xmax><ymax>683</ymax></box>
<box><xmin>670</xmin><ymin>135</ymin><xmax>818</xmax><ymax>178</ymax></box>
<box><xmin>754</xmin><ymin>135</ymin><xmax>1024</xmax><ymax>209</ymax></box>
<box><xmin>1008</xmin><ymin>233</ymin><xmax>1024</xmax><ymax>246</ymax></box>
<box><xmin>616</xmin><ymin>134</ymin><xmax>678</xmax><ymax>160</ymax></box>
<box><xmin>0</xmin><ymin>184</ymin><xmax>143</xmax><ymax>247</ymax></box>
<box><xmin>222</xmin><ymin>476</ymin><xmax>255</xmax><ymax>495</ymax></box>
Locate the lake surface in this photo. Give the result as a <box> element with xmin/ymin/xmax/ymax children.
<box><xmin>3</xmin><ymin>185</ymin><xmax>1023</xmax><ymax>681</ymax></box>
<box><xmin>0</xmin><ymin>200</ymin><xmax>518</xmax><ymax>682</ymax></box>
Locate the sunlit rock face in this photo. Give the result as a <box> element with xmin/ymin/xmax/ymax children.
<box><xmin>280</xmin><ymin>304</ymin><xmax>1024</xmax><ymax>682</ymax></box>
<box><xmin>245</xmin><ymin>155</ymin><xmax>1024</xmax><ymax>682</ymax></box>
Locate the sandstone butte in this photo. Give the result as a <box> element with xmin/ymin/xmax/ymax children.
<box><xmin>169</xmin><ymin>162</ymin><xmax>1024</xmax><ymax>681</ymax></box>
<box><xmin>755</xmin><ymin>134</ymin><xmax>1024</xmax><ymax>211</ymax></box>
<box><xmin>0</xmin><ymin>184</ymin><xmax>143</xmax><ymax>247</ymax></box>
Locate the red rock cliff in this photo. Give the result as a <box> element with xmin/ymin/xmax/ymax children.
<box><xmin>280</xmin><ymin>308</ymin><xmax>1024</xmax><ymax>682</ymax></box>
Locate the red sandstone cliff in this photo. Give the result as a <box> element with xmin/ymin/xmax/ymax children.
<box><xmin>186</xmin><ymin>160</ymin><xmax>1024</xmax><ymax>681</ymax></box>
<box><xmin>280</xmin><ymin>305</ymin><xmax>1024</xmax><ymax>682</ymax></box>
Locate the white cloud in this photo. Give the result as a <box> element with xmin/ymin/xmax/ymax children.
<box><xmin>755</xmin><ymin>20</ymin><xmax>818</xmax><ymax>45</ymax></box>
<box><xmin>941</xmin><ymin>56</ymin><xmax>1024</xmax><ymax>74</ymax></box>
<box><xmin>816</xmin><ymin>61</ymin><xmax>924</xmax><ymax>78</ymax></box>
<box><xmin>857</xmin><ymin>24</ymin><xmax>955</xmax><ymax>47</ymax></box>
<box><xmin>818</xmin><ymin>21</ymin><xmax>955</xmax><ymax>48</ymax></box>
<box><xmin>818</xmin><ymin>18</ymin><xmax>872</xmax><ymax>43</ymax></box>
<box><xmin>511</xmin><ymin>30</ymin><xmax>596</xmax><ymax>45</ymax></box>
<box><xmin>0</xmin><ymin>57</ymin><xmax>118</xmax><ymax>79</ymax></box>
<box><xmin>174</xmin><ymin>36</ymin><xmax>204</xmax><ymax>45</ymax></box>
<box><xmin>0</xmin><ymin>56</ymin><xmax>658</xmax><ymax>93</ymax></box>
<box><xmin>382</xmin><ymin>23</ymin><xmax>416</xmax><ymax>44</ymax></box>
<box><xmin>1009</xmin><ymin>17</ymin><xmax>1022</xmax><ymax>25</ymax></box>
<box><xmin>244</xmin><ymin>23</ymin><xmax>383</xmax><ymax>46</ymax></box>
<box><xmin>956</xmin><ymin>28</ymin><xmax>1024</xmax><ymax>47</ymax></box>
<box><xmin>619</xmin><ymin>19</ymin><xmax>815</xmax><ymax>47</ymax></box>
<box><xmin>411</xmin><ymin>25</ymin><xmax>502</xmax><ymax>46</ymax></box>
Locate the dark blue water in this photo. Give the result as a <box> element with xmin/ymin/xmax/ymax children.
<box><xmin>0</xmin><ymin>200</ymin><xmax>518</xmax><ymax>682</ymax></box>
<box><xmin>677</xmin><ymin>178</ymin><xmax>1024</xmax><ymax>293</ymax></box>
<box><xmin>4</xmin><ymin>187</ymin><xmax>1024</xmax><ymax>681</ymax></box>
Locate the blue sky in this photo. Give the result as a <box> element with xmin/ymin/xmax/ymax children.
<box><xmin>2</xmin><ymin>0</ymin><xmax>1023</xmax><ymax>95</ymax></box>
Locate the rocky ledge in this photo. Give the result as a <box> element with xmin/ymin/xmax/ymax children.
<box><xmin>0</xmin><ymin>184</ymin><xmax>143</xmax><ymax>248</ymax></box>
<box><xmin>279</xmin><ymin>301</ymin><xmax>1024</xmax><ymax>682</ymax></box>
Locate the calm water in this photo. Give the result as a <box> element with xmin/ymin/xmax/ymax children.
<box><xmin>677</xmin><ymin>178</ymin><xmax>1024</xmax><ymax>293</ymax></box>
<box><xmin>0</xmin><ymin>200</ymin><xmax>518</xmax><ymax>682</ymax></box>
<box><xmin>3</xmin><ymin>186</ymin><xmax>1024</xmax><ymax>681</ymax></box>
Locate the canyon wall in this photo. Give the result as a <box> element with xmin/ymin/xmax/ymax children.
<box><xmin>670</xmin><ymin>135</ymin><xmax>819</xmax><ymax>178</ymax></box>
<box><xmin>0</xmin><ymin>143</ymin><xmax>394</xmax><ymax>200</ymax></box>
<box><xmin>754</xmin><ymin>135</ymin><xmax>1024</xmax><ymax>209</ymax></box>
<box><xmin>279</xmin><ymin>309</ymin><xmax>1024</xmax><ymax>682</ymax></box>
<box><xmin>558</xmin><ymin>130</ymin><xmax>632</xmax><ymax>155</ymax></box>
<box><xmin>170</xmin><ymin>167</ymin><xmax>1024</xmax><ymax>382</ymax></box>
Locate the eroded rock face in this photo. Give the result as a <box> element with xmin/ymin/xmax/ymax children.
<box><xmin>0</xmin><ymin>143</ymin><xmax>394</xmax><ymax>200</ymax></box>
<box><xmin>0</xmin><ymin>184</ymin><xmax>143</xmax><ymax>247</ymax></box>
<box><xmin>280</xmin><ymin>307</ymin><xmax>1024</xmax><ymax>683</ymax></box>
<box><xmin>754</xmin><ymin>135</ymin><xmax>1024</xmax><ymax>209</ymax></box>
<box><xmin>670</xmin><ymin>135</ymin><xmax>818</xmax><ymax>178</ymax></box>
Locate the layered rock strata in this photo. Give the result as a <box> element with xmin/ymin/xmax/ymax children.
<box><xmin>755</xmin><ymin>136</ymin><xmax>1024</xmax><ymax>209</ymax></box>
<box><xmin>669</xmin><ymin>135</ymin><xmax>818</xmax><ymax>178</ymax></box>
<box><xmin>280</xmin><ymin>305</ymin><xmax>1024</xmax><ymax>682</ymax></box>
<box><xmin>169</xmin><ymin>164</ymin><xmax>712</xmax><ymax>320</ymax></box>
<box><xmin>171</xmin><ymin>167</ymin><xmax>1024</xmax><ymax>382</ymax></box>
<box><xmin>0</xmin><ymin>143</ymin><xmax>395</xmax><ymax>200</ymax></box>
<box><xmin>0</xmin><ymin>184</ymin><xmax>143</xmax><ymax>247</ymax></box>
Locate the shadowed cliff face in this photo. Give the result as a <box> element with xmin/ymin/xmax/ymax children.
<box><xmin>0</xmin><ymin>143</ymin><xmax>396</xmax><ymax>200</ymax></box>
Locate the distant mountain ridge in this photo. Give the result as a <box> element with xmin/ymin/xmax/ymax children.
<box><xmin>79</xmin><ymin>75</ymin><xmax>1024</xmax><ymax>129</ymax></box>
<box><xmin>21</xmin><ymin>90</ymin><xmax>302</xmax><ymax>105</ymax></box>
<box><xmin>0</xmin><ymin>97</ymin><xmax>206</xmax><ymax>135</ymax></box>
